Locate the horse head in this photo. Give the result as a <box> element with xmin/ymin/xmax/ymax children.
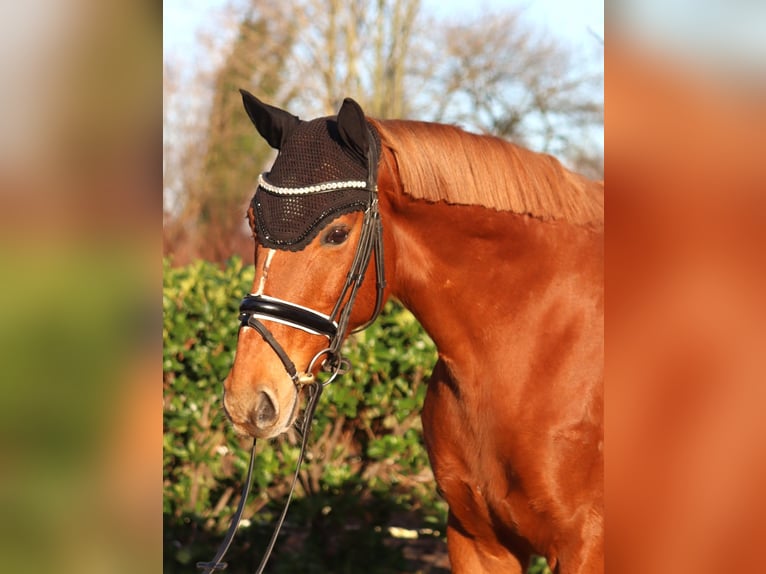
<box><xmin>223</xmin><ymin>92</ymin><xmax>387</xmax><ymax>439</ymax></box>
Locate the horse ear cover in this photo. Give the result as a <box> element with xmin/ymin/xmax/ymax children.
<box><xmin>248</xmin><ymin>95</ymin><xmax>380</xmax><ymax>251</ymax></box>
<box><xmin>240</xmin><ymin>89</ymin><xmax>301</xmax><ymax>150</ymax></box>
<box><xmin>336</xmin><ymin>98</ymin><xmax>369</xmax><ymax>163</ymax></box>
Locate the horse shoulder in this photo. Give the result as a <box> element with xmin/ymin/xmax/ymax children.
<box><xmin>422</xmin><ymin>359</ymin><xmax>532</xmax><ymax>553</ymax></box>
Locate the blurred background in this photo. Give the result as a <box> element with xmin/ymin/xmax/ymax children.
<box><xmin>607</xmin><ymin>3</ymin><xmax>766</xmax><ymax>574</ymax></box>
<box><xmin>0</xmin><ymin>0</ymin><xmax>160</xmax><ymax>573</ymax></box>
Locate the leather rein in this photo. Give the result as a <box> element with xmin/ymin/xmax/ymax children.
<box><xmin>198</xmin><ymin>129</ymin><xmax>385</xmax><ymax>573</ymax></box>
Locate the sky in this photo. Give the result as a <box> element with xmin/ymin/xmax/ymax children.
<box><xmin>164</xmin><ymin>0</ymin><xmax>604</xmax><ymax>64</ymax></box>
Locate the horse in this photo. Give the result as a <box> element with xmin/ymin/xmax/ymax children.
<box><xmin>222</xmin><ymin>91</ymin><xmax>604</xmax><ymax>573</ymax></box>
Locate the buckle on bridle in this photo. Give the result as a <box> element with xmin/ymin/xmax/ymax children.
<box><xmin>306</xmin><ymin>348</ymin><xmax>351</xmax><ymax>387</ymax></box>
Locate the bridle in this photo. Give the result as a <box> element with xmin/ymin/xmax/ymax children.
<box><xmin>198</xmin><ymin>127</ymin><xmax>385</xmax><ymax>573</ymax></box>
<box><xmin>240</xmin><ymin>125</ymin><xmax>384</xmax><ymax>381</ymax></box>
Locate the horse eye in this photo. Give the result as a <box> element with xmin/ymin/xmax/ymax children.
<box><xmin>323</xmin><ymin>225</ymin><xmax>349</xmax><ymax>245</ymax></box>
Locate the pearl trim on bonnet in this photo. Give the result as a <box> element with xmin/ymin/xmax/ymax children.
<box><xmin>258</xmin><ymin>173</ymin><xmax>367</xmax><ymax>195</ymax></box>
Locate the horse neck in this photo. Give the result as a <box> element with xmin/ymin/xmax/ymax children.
<box><xmin>384</xmin><ymin>191</ymin><xmax>604</xmax><ymax>376</ymax></box>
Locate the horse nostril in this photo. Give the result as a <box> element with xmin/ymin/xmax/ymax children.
<box><xmin>253</xmin><ymin>390</ymin><xmax>278</xmax><ymax>428</ymax></box>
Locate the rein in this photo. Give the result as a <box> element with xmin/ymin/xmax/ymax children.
<box><xmin>198</xmin><ymin>127</ymin><xmax>384</xmax><ymax>573</ymax></box>
<box><xmin>197</xmin><ymin>381</ymin><xmax>326</xmax><ymax>574</ymax></box>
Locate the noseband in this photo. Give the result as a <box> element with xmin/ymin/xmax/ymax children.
<box><xmin>198</xmin><ymin>127</ymin><xmax>384</xmax><ymax>574</ymax></box>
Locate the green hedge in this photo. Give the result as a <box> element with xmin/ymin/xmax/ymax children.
<box><xmin>164</xmin><ymin>257</ymin><xmax>446</xmax><ymax>572</ymax></box>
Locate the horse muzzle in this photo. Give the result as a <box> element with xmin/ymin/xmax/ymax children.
<box><xmin>222</xmin><ymin>382</ymin><xmax>299</xmax><ymax>439</ymax></box>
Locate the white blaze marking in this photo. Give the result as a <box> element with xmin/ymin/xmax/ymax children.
<box><xmin>254</xmin><ymin>249</ymin><xmax>276</xmax><ymax>296</ymax></box>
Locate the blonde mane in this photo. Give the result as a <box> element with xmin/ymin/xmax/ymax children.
<box><xmin>371</xmin><ymin>119</ymin><xmax>603</xmax><ymax>228</ymax></box>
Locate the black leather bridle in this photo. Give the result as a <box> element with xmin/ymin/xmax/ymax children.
<box><xmin>198</xmin><ymin>128</ymin><xmax>385</xmax><ymax>574</ymax></box>
<box><xmin>237</xmin><ymin>126</ymin><xmax>385</xmax><ymax>388</ymax></box>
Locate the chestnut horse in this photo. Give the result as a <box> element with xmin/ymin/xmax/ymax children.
<box><xmin>223</xmin><ymin>92</ymin><xmax>604</xmax><ymax>573</ymax></box>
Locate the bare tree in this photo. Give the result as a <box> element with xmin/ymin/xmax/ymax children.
<box><xmin>416</xmin><ymin>9</ymin><xmax>603</xmax><ymax>178</ymax></box>
<box><xmin>281</xmin><ymin>0</ymin><xmax>421</xmax><ymax>117</ymax></box>
<box><xmin>163</xmin><ymin>57</ymin><xmax>212</xmax><ymax>262</ymax></box>
<box><xmin>177</xmin><ymin>3</ymin><xmax>298</xmax><ymax>262</ymax></box>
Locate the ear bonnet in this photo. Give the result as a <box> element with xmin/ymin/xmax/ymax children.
<box><xmin>243</xmin><ymin>92</ymin><xmax>381</xmax><ymax>251</ymax></box>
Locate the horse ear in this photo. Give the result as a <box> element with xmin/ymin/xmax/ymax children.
<box><xmin>337</xmin><ymin>97</ymin><xmax>369</xmax><ymax>163</ymax></box>
<box><xmin>239</xmin><ymin>89</ymin><xmax>300</xmax><ymax>150</ymax></box>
